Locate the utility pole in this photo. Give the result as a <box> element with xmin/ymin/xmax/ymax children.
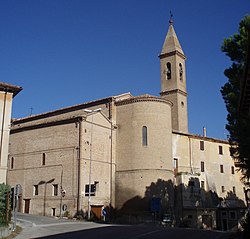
<box><xmin>84</xmin><ymin>108</ymin><xmax>102</xmax><ymax>220</ymax></box>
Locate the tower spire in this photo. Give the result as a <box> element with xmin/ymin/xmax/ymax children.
<box><xmin>160</xmin><ymin>15</ymin><xmax>184</xmax><ymax>56</ymax></box>
<box><xmin>159</xmin><ymin>16</ymin><xmax>188</xmax><ymax>133</ymax></box>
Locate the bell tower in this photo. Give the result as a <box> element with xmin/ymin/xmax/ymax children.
<box><xmin>159</xmin><ymin>17</ymin><xmax>188</xmax><ymax>133</ymax></box>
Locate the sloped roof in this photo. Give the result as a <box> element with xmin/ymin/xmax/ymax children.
<box><xmin>160</xmin><ymin>21</ymin><xmax>185</xmax><ymax>56</ymax></box>
<box><xmin>12</xmin><ymin>92</ymin><xmax>130</xmax><ymax>124</ymax></box>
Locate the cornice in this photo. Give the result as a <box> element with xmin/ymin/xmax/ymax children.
<box><xmin>115</xmin><ymin>95</ymin><xmax>173</xmax><ymax>107</ymax></box>
<box><xmin>11</xmin><ymin>116</ymin><xmax>84</xmax><ymax>134</ymax></box>
<box><xmin>158</xmin><ymin>50</ymin><xmax>186</xmax><ymax>60</ymax></box>
<box><xmin>160</xmin><ymin>89</ymin><xmax>188</xmax><ymax>97</ymax></box>
<box><xmin>0</xmin><ymin>82</ymin><xmax>22</xmax><ymax>97</ymax></box>
<box><xmin>12</xmin><ymin>97</ymin><xmax>112</xmax><ymax>124</ymax></box>
<box><xmin>172</xmin><ymin>130</ymin><xmax>229</xmax><ymax>144</ymax></box>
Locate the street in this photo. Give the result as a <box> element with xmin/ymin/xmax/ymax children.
<box><xmin>15</xmin><ymin>213</ymin><xmax>233</xmax><ymax>239</ymax></box>
<box><xmin>34</xmin><ymin>226</ymin><xmax>230</xmax><ymax>239</ymax></box>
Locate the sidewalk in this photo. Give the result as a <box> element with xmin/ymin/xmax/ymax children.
<box><xmin>13</xmin><ymin>214</ymin><xmax>108</xmax><ymax>239</ymax></box>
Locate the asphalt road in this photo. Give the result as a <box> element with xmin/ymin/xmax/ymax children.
<box><xmin>35</xmin><ymin>226</ymin><xmax>229</xmax><ymax>239</ymax></box>
<box><xmin>15</xmin><ymin>213</ymin><xmax>233</xmax><ymax>239</ymax></box>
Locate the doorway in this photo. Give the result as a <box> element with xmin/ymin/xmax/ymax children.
<box><xmin>24</xmin><ymin>199</ymin><xmax>30</xmax><ymax>214</ymax></box>
<box><xmin>91</xmin><ymin>205</ymin><xmax>103</xmax><ymax>220</ymax></box>
<box><xmin>222</xmin><ymin>218</ymin><xmax>228</xmax><ymax>231</ymax></box>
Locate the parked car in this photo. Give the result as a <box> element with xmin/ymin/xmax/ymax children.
<box><xmin>161</xmin><ymin>213</ymin><xmax>172</xmax><ymax>226</ymax></box>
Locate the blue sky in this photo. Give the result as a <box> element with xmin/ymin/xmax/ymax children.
<box><xmin>0</xmin><ymin>0</ymin><xmax>249</xmax><ymax>139</ymax></box>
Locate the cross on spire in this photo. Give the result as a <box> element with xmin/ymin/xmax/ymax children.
<box><xmin>169</xmin><ymin>11</ymin><xmax>173</xmax><ymax>25</ymax></box>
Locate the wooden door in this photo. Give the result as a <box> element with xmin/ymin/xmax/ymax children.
<box><xmin>24</xmin><ymin>199</ymin><xmax>30</xmax><ymax>214</ymax></box>
<box><xmin>91</xmin><ymin>205</ymin><xmax>103</xmax><ymax>220</ymax></box>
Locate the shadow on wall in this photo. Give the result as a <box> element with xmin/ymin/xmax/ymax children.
<box><xmin>106</xmin><ymin>179</ymin><xmax>175</xmax><ymax>224</ymax></box>
<box><xmin>179</xmin><ymin>177</ymin><xmax>245</xmax><ymax>209</ymax></box>
<box><xmin>103</xmin><ymin>178</ymin><xmax>246</xmax><ymax>227</ymax></box>
<box><xmin>120</xmin><ymin>179</ymin><xmax>175</xmax><ymax>213</ymax></box>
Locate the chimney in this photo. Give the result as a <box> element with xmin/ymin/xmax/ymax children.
<box><xmin>203</xmin><ymin>127</ymin><xmax>207</xmax><ymax>137</ymax></box>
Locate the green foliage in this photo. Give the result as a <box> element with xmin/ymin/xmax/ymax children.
<box><xmin>0</xmin><ymin>183</ymin><xmax>11</xmax><ymax>226</ymax></box>
<box><xmin>221</xmin><ymin>15</ymin><xmax>250</xmax><ymax>184</ymax></box>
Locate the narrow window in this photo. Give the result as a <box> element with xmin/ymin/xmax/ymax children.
<box><xmin>233</xmin><ymin>186</ymin><xmax>236</xmax><ymax>194</ymax></box>
<box><xmin>166</xmin><ymin>62</ymin><xmax>171</xmax><ymax>80</ymax></box>
<box><xmin>230</xmin><ymin>148</ymin><xmax>234</xmax><ymax>157</ymax></box>
<box><xmin>229</xmin><ymin>211</ymin><xmax>236</xmax><ymax>220</ymax></box>
<box><xmin>34</xmin><ymin>185</ymin><xmax>38</xmax><ymax>196</ymax></box>
<box><xmin>201</xmin><ymin>161</ymin><xmax>205</xmax><ymax>172</ymax></box>
<box><xmin>174</xmin><ymin>158</ymin><xmax>178</xmax><ymax>175</ymax></box>
<box><xmin>94</xmin><ymin>181</ymin><xmax>99</xmax><ymax>192</ymax></box>
<box><xmin>179</xmin><ymin>63</ymin><xmax>183</xmax><ymax>81</ymax></box>
<box><xmin>188</xmin><ymin>181</ymin><xmax>194</xmax><ymax>187</ymax></box>
<box><xmin>188</xmin><ymin>180</ymin><xmax>194</xmax><ymax>193</ymax></box>
<box><xmin>220</xmin><ymin>165</ymin><xmax>224</xmax><ymax>173</ymax></box>
<box><xmin>142</xmin><ymin>126</ymin><xmax>148</xmax><ymax>146</ymax></box>
<box><xmin>221</xmin><ymin>211</ymin><xmax>227</xmax><ymax>216</ymax></box>
<box><xmin>219</xmin><ymin>145</ymin><xmax>223</xmax><ymax>155</ymax></box>
<box><xmin>221</xmin><ymin>186</ymin><xmax>225</xmax><ymax>193</ymax></box>
<box><xmin>10</xmin><ymin>157</ymin><xmax>14</xmax><ymax>169</ymax></box>
<box><xmin>53</xmin><ymin>184</ymin><xmax>58</xmax><ymax>196</ymax></box>
<box><xmin>231</xmin><ymin>166</ymin><xmax>235</xmax><ymax>174</ymax></box>
<box><xmin>42</xmin><ymin>153</ymin><xmax>46</xmax><ymax>165</ymax></box>
<box><xmin>200</xmin><ymin>141</ymin><xmax>204</xmax><ymax>151</ymax></box>
<box><xmin>201</xmin><ymin>180</ymin><xmax>205</xmax><ymax>190</ymax></box>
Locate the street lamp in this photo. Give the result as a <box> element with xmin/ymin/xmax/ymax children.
<box><xmin>84</xmin><ymin>108</ymin><xmax>102</xmax><ymax>220</ymax></box>
<box><xmin>38</xmin><ymin>178</ymin><xmax>55</xmax><ymax>216</ymax></box>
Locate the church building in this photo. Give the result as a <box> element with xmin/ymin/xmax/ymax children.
<box><xmin>6</xmin><ymin>18</ymin><xmax>246</xmax><ymax>230</ymax></box>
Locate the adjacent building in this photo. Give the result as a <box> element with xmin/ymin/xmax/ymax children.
<box><xmin>7</xmin><ymin>19</ymin><xmax>246</xmax><ymax>230</ymax></box>
<box><xmin>0</xmin><ymin>82</ymin><xmax>22</xmax><ymax>184</ymax></box>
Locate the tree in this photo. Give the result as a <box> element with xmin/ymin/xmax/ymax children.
<box><xmin>221</xmin><ymin>15</ymin><xmax>250</xmax><ymax>185</ymax></box>
<box><xmin>0</xmin><ymin>183</ymin><xmax>11</xmax><ymax>226</ymax></box>
<box><xmin>221</xmin><ymin>15</ymin><xmax>250</xmax><ymax>239</ymax></box>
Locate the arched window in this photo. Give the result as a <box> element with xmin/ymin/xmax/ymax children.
<box><xmin>142</xmin><ymin>126</ymin><xmax>148</xmax><ymax>146</ymax></box>
<box><xmin>179</xmin><ymin>63</ymin><xmax>183</xmax><ymax>81</ymax></box>
<box><xmin>166</xmin><ymin>62</ymin><xmax>171</xmax><ymax>80</ymax></box>
<box><xmin>42</xmin><ymin>153</ymin><xmax>46</xmax><ymax>165</ymax></box>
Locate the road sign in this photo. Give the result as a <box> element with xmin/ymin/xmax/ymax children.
<box><xmin>150</xmin><ymin>197</ymin><xmax>161</xmax><ymax>212</ymax></box>
<box><xmin>15</xmin><ymin>184</ymin><xmax>22</xmax><ymax>196</ymax></box>
<box><xmin>102</xmin><ymin>208</ymin><xmax>107</xmax><ymax>216</ymax></box>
